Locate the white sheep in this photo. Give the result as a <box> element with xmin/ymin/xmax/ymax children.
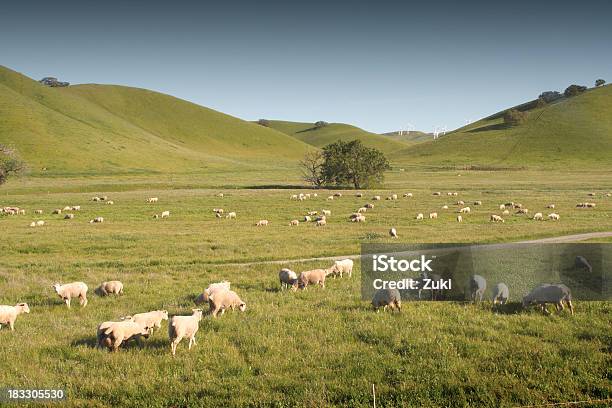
<box><xmin>456</xmin><ymin>200</ymin><xmax>465</xmax><ymax>206</ymax></box>
<box><xmin>316</xmin><ymin>219</ymin><xmax>327</xmax><ymax>226</ymax></box>
<box><xmin>216</xmin><ymin>193</ymin><xmax>224</xmax><ymax>198</ymax></box>
<box><xmin>351</xmin><ymin>214</ymin><xmax>365</xmax><ymax>222</ymax></box>
<box><xmin>468</xmin><ymin>275</ymin><xmax>486</xmax><ymax>303</ymax></box>
<box><xmin>457</xmin><ymin>215</ymin><xmax>463</xmax><ymax>223</ymax></box>
<box><xmin>403</xmin><ymin>193</ymin><xmax>413</xmax><ymax>198</ymax></box>
<box><xmin>290</xmin><ymin>194</ymin><xmax>298</xmax><ymax>200</ymax></box>
<box><xmin>29</xmin><ymin>221</ymin><xmax>36</xmax><ymax>227</ymax></box>
<box><xmin>334</xmin><ymin>192</ymin><xmax>343</xmax><ymax>198</ymax></box>
<box><xmin>416</xmin><ymin>213</ymin><xmax>424</xmax><ymax>220</ymax></box>
<box><xmin>515</xmin><ymin>208</ymin><xmax>529</xmax><ymax>215</ymax></box>
<box><xmin>304</xmin><ymin>215</ymin><xmax>312</xmax><ymax>222</ymax></box>
<box><xmin>290</xmin><ymin>219</ymin><xmax>299</xmax><ymax>226</ymax></box>
<box><xmin>90</xmin><ymin>217</ymin><xmax>104</xmax><ymax>223</ymax></box>
<box><xmin>373</xmin><ymin>195</ymin><xmax>381</xmax><ymax>201</ymax></box>
<box><xmin>256</xmin><ymin>220</ymin><xmax>269</xmax><ymax>226</ymax></box>
<box><xmin>147</xmin><ymin>197</ymin><xmax>159</xmax><ymax>203</ymax></box>
<box><xmin>92</xmin><ymin>197</ymin><xmax>101</xmax><ymax>202</ymax></box>
<box><xmin>226</xmin><ymin>212</ymin><xmax>236</xmax><ymax>219</ymax></box>
<box><xmin>547</xmin><ymin>204</ymin><xmax>555</xmax><ymax>209</ymax></box>
<box><xmin>161</xmin><ymin>210</ymin><xmax>170</xmax><ymax>218</ymax></box>
<box><xmin>35</xmin><ymin>209</ymin><xmax>43</xmax><ymax>214</ymax></box>
<box><xmin>522</xmin><ymin>284</ymin><xmax>574</xmax><ymax>315</ymax></box>
<box><xmin>328</xmin><ymin>259</ymin><xmax>354</xmax><ymax>278</ymax></box>
<box><xmin>442</xmin><ymin>205</ymin><xmax>449</xmax><ymax>210</ymax></box>
<box><xmin>132</xmin><ymin>310</ymin><xmax>169</xmax><ymax>333</ymax></box>
<box><xmin>365</xmin><ymin>203</ymin><xmax>375</xmax><ymax>209</ymax></box>
<box><xmin>490</xmin><ymin>214</ymin><xmax>504</xmax><ymax>223</ymax></box>
<box><xmin>474</xmin><ymin>201</ymin><xmax>482</xmax><ymax>206</ymax></box>
<box><xmin>548</xmin><ymin>213</ymin><xmax>560</xmax><ymax>221</ymax></box>
<box><xmin>321</xmin><ymin>210</ymin><xmax>331</xmax><ymax>216</ymax></box>
<box><xmin>459</xmin><ymin>207</ymin><xmax>471</xmax><ymax>214</ymax></box>
<box><xmin>64</xmin><ymin>213</ymin><xmax>75</xmax><ymax>220</ymax></box>
<box><xmin>502</xmin><ymin>209</ymin><xmax>510</xmax><ymax>215</ymax></box>
<box><xmin>298</xmin><ymin>269</ymin><xmax>327</xmax><ymax>289</ymax></box>
<box><xmin>100</xmin><ymin>320</ymin><xmax>150</xmax><ymax>352</ymax></box>
<box><xmin>0</xmin><ymin>303</ymin><xmax>30</xmax><ymax>331</ymax></box>
<box><xmin>357</xmin><ymin>207</ymin><xmax>367</xmax><ymax>213</ymax></box>
<box><xmin>63</xmin><ymin>206</ymin><xmax>72</xmax><ymax>211</ymax></box>
<box><xmin>492</xmin><ymin>283</ymin><xmax>509</xmax><ymax>305</ymax></box>
<box><xmin>533</xmin><ymin>212</ymin><xmax>543</xmax><ymax>221</ymax></box>
<box><xmin>389</xmin><ymin>228</ymin><xmax>398</xmax><ymax>238</ymax></box>
<box><xmin>499</xmin><ymin>204</ymin><xmax>506</xmax><ymax>210</ymax></box>
<box><xmin>106</xmin><ymin>201</ymin><xmax>114</xmax><ymax>205</ymax></box>
<box><xmin>53</xmin><ymin>282</ymin><xmax>88</xmax><ymax>308</ymax></box>
<box><xmin>307</xmin><ymin>211</ymin><xmax>318</xmax><ymax>216</ymax></box>
<box><xmin>371</xmin><ymin>288</ymin><xmax>401</xmax><ymax>312</ymax></box>
<box><xmin>356</xmin><ymin>193</ymin><xmax>363</xmax><ymax>198</ymax></box>
<box><xmin>195</xmin><ymin>281</ymin><xmax>231</xmax><ymax>305</ymax></box>
<box><xmin>327</xmin><ymin>196</ymin><xmax>334</xmax><ymax>201</ymax></box>
<box><xmin>429</xmin><ymin>212</ymin><xmax>438</xmax><ymax>219</ymax></box>
<box><xmin>52</xmin><ymin>209</ymin><xmax>62</xmax><ymax>214</ymax></box>
<box><xmin>208</xmin><ymin>290</ymin><xmax>246</xmax><ymax>318</ymax></box>
<box><xmin>279</xmin><ymin>268</ymin><xmax>298</xmax><ymax>291</ymax></box>
<box><xmin>96</xmin><ymin>280</ymin><xmax>124</xmax><ymax>296</ymax></box>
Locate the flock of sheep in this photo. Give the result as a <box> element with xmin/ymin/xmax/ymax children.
<box><xmin>1</xmin><ymin>189</ymin><xmax>606</xmax><ymax>355</ymax></box>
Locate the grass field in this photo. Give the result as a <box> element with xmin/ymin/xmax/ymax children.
<box><xmin>1</xmin><ymin>170</ymin><xmax>611</xmax><ymax>407</ymax></box>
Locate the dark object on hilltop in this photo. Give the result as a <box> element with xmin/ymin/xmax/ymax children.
<box><xmin>314</xmin><ymin>121</ymin><xmax>328</xmax><ymax>129</ymax></box>
<box><xmin>503</xmin><ymin>109</ymin><xmax>527</xmax><ymax>126</ymax></box>
<box><xmin>39</xmin><ymin>77</ymin><xmax>70</xmax><ymax>87</ymax></box>
<box><xmin>257</xmin><ymin>119</ymin><xmax>270</xmax><ymax>127</ymax></box>
<box><xmin>564</xmin><ymin>84</ymin><xmax>587</xmax><ymax>97</ymax></box>
<box><xmin>539</xmin><ymin>91</ymin><xmax>562</xmax><ymax>103</ymax></box>
<box><xmin>595</xmin><ymin>79</ymin><xmax>606</xmax><ymax>87</ymax></box>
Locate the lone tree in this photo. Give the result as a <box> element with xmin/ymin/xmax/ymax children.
<box><xmin>503</xmin><ymin>109</ymin><xmax>527</xmax><ymax>126</ymax></box>
<box><xmin>299</xmin><ymin>150</ymin><xmax>325</xmax><ymax>187</ymax></box>
<box><xmin>0</xmin><ymin>145</ymin><xmax>26</xmax><ymax>186</ymax></box>
<box><xmin>257</xmin><ymin>119</ymin><xmax>270</xmax><ymax>127</ymax></box>
<box><xmin>564</xmin><ymin>84</ymin><xmax>587</xmax><ymax>97</ymax></box>
<box><xmin>314</xmin><ymin>121</ymin><xmax>328</xmax><ymax>129</ymax></box>
<box><xmin>320</xmin><ymin>140</ymin><xmax>390</xmax><ymax>189</ymax></box>
<box><xmin>595</xmin><ymin>79</ymin><xmax>606</xmax><ymax>87</ymax></box>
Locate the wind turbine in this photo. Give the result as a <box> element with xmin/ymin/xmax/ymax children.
<box><xmin>398</xmin><ymin>122</ymin><xmax>415</xmax><ymax>136</ymax></box>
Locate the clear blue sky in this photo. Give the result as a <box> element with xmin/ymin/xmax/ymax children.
<box><xmin>1</xmin><ymin>0</ymin><xmax>610</xmax><ymax>133</ymax></box>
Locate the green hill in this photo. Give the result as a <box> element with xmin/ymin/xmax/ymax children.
<box><xmin>0</xmin><ymin>66</ymin><xmax>311</xmax><ymax>175</ymax></box>
<box><xmin>392</xmin><ymin>85</ymin><xmax>612</xmax><ymax>169</ymax></box>
<box><xmin>382</xmin><ymin>130</ymin><xmax>433</xmax><ymax>144</ymax></box>
<box><xmin>263</xmin><ymin>120</ymin><xmax>408</xmax><ymax>154</ymax></box>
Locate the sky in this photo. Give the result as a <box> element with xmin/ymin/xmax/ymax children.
<box><xmin>1</xmin><ymin>0</ymin><xmax>610</xmax><ymax>133</ymax></box>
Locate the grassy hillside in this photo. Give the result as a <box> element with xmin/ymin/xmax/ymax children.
<box><xmin>264</xmin><ymin>120</ymin><xmax>408</xmax><ymax>154</ymax></box>
<box><xmin>382</xmin><ymin>130</ymin><xmax>433</xmax><ymax>144</ymax></box>
<box><xmin>0</xmin><ymin>66</ymin><xmax>311</xmax><ymax>175</ymax></box>
<box><xmin>392</xmin><ymin>85</ymin><xmax>612</xmax><ymax>169</ymax></box>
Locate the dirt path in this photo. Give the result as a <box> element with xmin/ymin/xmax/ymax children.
<box><xmin>211</xmin><ymin>231</ymin><xmax>612</xmax><ymax>267</ymax></box>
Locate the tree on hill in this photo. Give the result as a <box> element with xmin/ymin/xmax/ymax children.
<box><xmin>314</xmin><ymin>121</ymin><xmax>328</xmax><ymax>129</ymax></box>
<box><xmin>503</xmin><ymin>109</ymin><xmax>528</xmax><ymax>126</ymax></box>
<box><xmin>299</xmin><ymin>150</ymin><xmax>325</xmax><ymax>187</ymax></box>
<box><xmin>257</xmin><ymin>119</ymin><xmax>270</xmax><ymax>127</ymax></box>
<box><xmin>539</xmin><ymin>91</ymin><xmax>562</xmax><ymax>103</ymax></box>
<box><xmin>595</xmin><ymin>79</ymin><xmax>606</xmax><ymax>87</ymax></box>
<box><xmin>564</xmin><ymin>84</ymin><xmax>587</xmax><ymax>97</ymax></box>
<box><xmin>0</xmin><ymin>145</ymin><xmax>26</xmax><ymax>186</ymax></box>
<box><xmin>320</xmin><ymin>140</ymin><xmax>390</xmax><ymax>189</ymax></box>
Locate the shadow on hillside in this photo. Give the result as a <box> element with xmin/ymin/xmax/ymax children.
<box><xmin>295</xmin><ymin>127</ymin><xmax>319</xmax><ymax>134</ymax></box>
<box><xmin>490</xmin><ymin>302</ymin><xmax>523</xmax><ymax>315</ymax></box>
<box><xmin>467</xmin><ymin>123</ymin><xmax>511</xmax><ymax>133</ymax></box>
<box><xmin>244</xmin><ymin>185</ymin><xmax>347</xmax><ymax>190</ymax></box>
<box><xmin>71</xmin><ymin>337</ymin><xmax>98</xmax><ymax>348</ymax></box>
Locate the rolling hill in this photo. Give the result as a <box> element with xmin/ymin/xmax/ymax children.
<box><xmin>391</xmin><ymin>85</ymin><xmax>612</xmax><ymax>169</ymax></box>
<box><xmin>263</xmin><ymin>120</ymin><xmax>408</xmax><ymax>154</ymax></box>
<box><xmin>0</xmin><ymin>66</ymin><xmax>312</xmax><ymax>175</ymax></box>
<box><xmin>382</xmin><ymin>130</ymin><xmax>433</xmax><ymax>144</ymax></box>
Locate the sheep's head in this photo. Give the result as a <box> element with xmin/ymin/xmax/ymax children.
<box><xmin>140</xmin><ymin>326</ymin><xmax>151</xmax><ymax>338</ymax></box>
<box><xmin>17</xmin><ymin>303</ymin><xmax>30</xmax><ymax>314</ymax></box>
<box><xmin>160</xmin><ymin>310</ymin><xmax>169</xmax><ymax>320</ymax></box>
<box><xmin>238</xmin><ymin>302</ymin><xmax>247</xmax><ymax>312</ymax></box>
<box><xmin>120</xmin><ymin>315</ymin><xmax>134</xmax><ymax>321</ymax></box>
<box><xmin>192</xmin><ymin>309</ymin><xmax>203</xmax><ymax>320</ymax></box>
<box><xmin>521</xmin><ymin>296</ymin><xmax>532</xmax><ymax>308</ymax></box>
<box><xmin>52</xmin><ymin>283</ymin><xmax>61</xmax><ymax>294</ymax></box>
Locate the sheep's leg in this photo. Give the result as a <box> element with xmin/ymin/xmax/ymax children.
<box><xmin>9</xmin><ymin>320</ymin><xmax>15</xmax><ymax>331</ymax></box>
<box><xmin>395</xmin><ymin>301</ymin><xmax>402</xmax><ymax>312</ymax></box>
<box><xmin>65</xmin><ymin>298</ymin><xmax>71</xmax><ymax>308</ymax></box>
<box><xmin>80</xmin><ymin>295</ymin><xmax>88</xmax><ymax>307</ymax></box>
<box><xmin>171</xmin><ymin>338</ymin><xmax>181</xmax><ymax>356</ymax></box>
<box><xmin>321</xmin><ymin>281</ymin><xmax>326</xmax><ymax>289</ymax></box>
<box><xmin>112</xmin><ymin>338</ymin><xmax>122</xmax><ymax>352</ymax></box>
<box><xmin>556</xmin><ymin>302</ymin><xmax>564</xmax><ymax>313</ymax></box>
<box><xmin>567</xmin><ymin>300</ymin><xmax>574</xmax><ymax>315</ymax></box>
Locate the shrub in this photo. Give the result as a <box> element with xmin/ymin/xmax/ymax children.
<box><xmin>564</xmin><ymin>84</ymin><xmax>587</xmax><ymax>97</ymax></box>
<box><xmin>503</xmin><ymin>109</ymin><xmax>528</xmax><ymax>126</ymax></box>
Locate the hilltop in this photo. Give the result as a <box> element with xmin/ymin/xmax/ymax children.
<box><xmin>391</xmin><ymin>85</ymin><xmax>612</xmax><ymax>169</ymax></box>
<box><xmin>0</xmin><ymin>66</ymin><xmax>311</xmax><ymax>176</ymax></box>
<box><xmin>262</xmin><ymin>120</ymin><xmax>408</xmax><ymax>154</ymax></box>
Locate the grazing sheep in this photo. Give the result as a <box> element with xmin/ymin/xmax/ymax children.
<box><xmin>442</xmin><ymin>205</ymin><xmax>449</xmax><ymax>210</ymax></box>
<box><xmin>52</xmin><ymin>209</ymin><xmax>62</xmax><ymax>215</ymax></box>
<box><xmin>327</xmin><ymin>196</ymin><xmax>334</xmax><ymax>201</ymax></box>
<box><xmin>513</xmin><ymin>203</ymin><xmax>523</xmax><ymax>209</ymax></box>
<box><xmin>131</xmin><ymin>310</ymin><xmax>169</xmax><ymax>333</ymax></box>
<box><xmin>505</xmin><ymin>202</ymin><xmax>514</xmax><ymax>207</ymax></box>
<box><xmin>106</xmin><ymin>201</ymin><xmax>114</xmax><ymax>205</ymax></box>
<box><xmin>490</xmin><ymin>214</ymin><xmax>504</xmax><ymax>223</ymax></box>
<box><xmin>429</xmin><ymin>212</ymin><xmax>438</xmax><ymax>219</ymax></box>
<box><xmin>328</xmin><ymin>259</ymin><xmax>354</xmax><ymax>278</ymax></box>
<box><xmin>334</xmin><ymin>192</ymin><xmax>343</xmax><ymax>198</ymax></box>
<box><xmin>169</xmin><ymin>310</ymin><xmax>204</xmax><ymax>356</ymax></box>
<box><xmin>351</xmin><ymin>214</ymin><xmax>365</xmax><ymax>222</ymax></box>
<box><xmin>365</xmin><ymin>203</ymin><xmax>375</xmax><ymax>209</ymax></box>
<box><xmin>457</xmin><ymin>215</ymin><xmax>463</xmax><ymax>223</ymax></box>
<box><xmin>160</xmin><ymin>210</ymin><xmax>170</xmax><ymax>218</ymax></box>
<box><xmin>547</xmin><ymin>204</ymin><xmax>555</xmax><ymax>209</ymax></box>
<box><xmin>502</xmin><ymin>209</ymin><xmax>510</xmax><ymax>215</ymax></box>
<box><xmin>208</xmin><ymin>290</ymin><xmax>246</xmax><ymax>318</ymax></box>
<box><xmin>313</xmin><ymin>193</ymin><xmax>318</xmax><ymax>198</ymax></box>
<box><xmin>389</xmin><ymin>228</ymin><xmax>398</xmax><ymax>238</ymax></box>
<box><xmin>416</xmin><ymin>213</ymin><xmax>424</xmax><ymax>220</ymax></box>
<box><xmin>35</xmin><ymin>209</ymin><xmax>43</xmax><ymax>214</ymax></box>
<box><xmin>53</xmin><ymin>282</ymin><xmax>88</xmax><ymax>308</ymax></box>
<box><xmin>372</xmin><ymin>195</ymin><xmax>381</xmax><ymax>201</ymax></box>
<box><xmin>92</xmin><ymin>197</ymin><xmax>101</xmax><ymax>202</ymax></box>
<box><xmin>316</xmin><ymin>219</ymin><xmax>327</xmax><ymax>226</ymax></box>
<box><xmin>29</xmin><ymin>221</ymin><xmax>36</xmax><ymax>227</ymax></box>
<box><xmin>63</xmin><ymin>206</ymin><xmax>72</xmax><ymax>211</ymax></box>
<box><xmin>391</xmin><ymin>194</ymin><xmax>398</xmax><ymax>200</ymax></box>
<box><xmin>96</xmin><ymin>319</ymin><xmax>131</xmax><ymax>348</ymax></box>
<box><xmin>195</xmin><ymin>281</ymin><xmax>231</xmax><ymax>305</ymax></box>
<box><xmin>432</xmin><ymin>192</ymin><xmax>441</xmax><ymax>196</ymax></box>
<box><xmin>459</xmin><ymin>207</ymin><xmax>471</xmax><ymax>214</ymax></box>
<box><xmin>100</xmin><ymin>196</ymin><xmax>108</xmax><ymax>201</ymax></box>
<box><xmin>226</xmin><ymin>212</ymin><xmax>236</xmax><ymax>219</ymax></box>
<box><xmin>371</xmin><ymin>288</ymin><xmax>401</xmax><ymax>312</ymax></box>
<box><xmin>304</xmin><ymin>216</ymin><xmax>312</xmax><ymax>222</ymax></box>
<box><xmin>153</xmin><ymin>214</ymin><xmax>160</xmax><ymax>219</ymax></box>
<box><xmin>213</xmin><ymin>208</ymin><xmax>224</xmax><ymax>214</ymax></box>
<box><xmin>548</xmin><ymin>213</ymin><xmax>560</xmax><ymax>221</ymax></box>
<box><xmin>36</xmin><ymin>220</ymin><xmax>45</xmax><ymax>226</ymax></box>
<box><xmin>515</xmin><ymin>208</ymin><xmax>529</xmax><ymax>215</ymax></box>
<box><xmin>0</xmin><ymin>303</ymin><xmax>30</xmax><ymax>331</ymax></box>
<box><xmin>298</xmin><ymin>269</ymin><xmax>328</xmax><ymax>289</ymax></box>
<box><xmin>90</xmin><ymin>217</ymin><xmax>104</xmax><ymax>223</ymax></box>
<box><xmin>357</xmin><ymin>207</ymin><xmax>367</xmax><ymax>213</ymax></box>
<box><xmin>322</xmin><ymin>210</ymin><xmax>331</xmax><ymax>216</ymax></box>
<box><xmin>533</xmin><ymin>212</ymin><xmax>543</xmax><ymax>221</ymax></box>
<box><xmin>522</xmin><ymin>284</ymin><xmax>574</xmax><ymax>315</ymax></box>
<box><xmin>474</xmin><ymin>201</ymin><xmax>482</xmax><ymax>206</ymax></box>
<box><xmin>290</xmin><ymin>219</ymin><xmax>299</xmax><ymax>226</ymax></box>
<box><xmin>452</xmin><ymin>192</ymin><xmax>458</xmax><ymax>196</ymax></box>
<box><xmin>315</xmin><ymin>215</ymin><xmax>326</xmax><ymax>222</ymax></box>
<box><xmin>468</xmin><ymin>275</ymin><xmax>487</xmax><ymax>303</ymax></box>
<box><xmin>307</xmin><ymin>211</ymin><xmax>318</xmax><ymax>216</ymax></box>
<box><xmin>588</xmin><ymin>192</ymin><xmax>596</xmax><ymax>196</ymax></box>
<box><xmin>64</xmin><ymin>213</ymin><xmax>75</xmax><ymax>220</ymax></box>
<box><xmin>403</xmin><ymin>193</ymin><xmax>413</xmax><ymax>198</ymax></box>
<box><xmin>305</xmin><ymin>194</ymin><xmax>311</xmax><ymax>199</ymax></box>
<box><xmin>147</xmin><ymin>197</ymin><xmax>159</xmax><ymax>203</ymax></box>
<box><xmin>356</xmin><ymin>193</ymin><xmax>363</xmax><ymax>198</ymax></box>
<box><xmin>96</xmin><ymin>280</ymin><xmax>124</xmax><ymax>296</ymax></box>
<box><xmin>499</xmin><ymin>204</ymin><xmax>506</xmax><ymax>210</ymax></box>
<box><xmin>456</xmin><ymin>200</ymin><xmax>465</xmax><ymax>205</ymax></box>
<box><xmin>279</xmin><ymin>268</ymin><xmax>298</xmax><ymax>291</ymax></box>
<box><xmin>216</xmin><ymin>193</ymin><xmax>224</xmax><ymax>198</ymax></box>
<box><xmin>447</xmin><ymin>192</ymin><xmax>453</xmax><ymax>196</ymax></box>
<box><xmin>256</xmin><ymin>220</ymin><xmax>269</xmax><ymax>226</ymax></box>
<box><xmin>100</xmin><ymin>321</ymin><xmax>150</xmax><ymax>352</ymax></box>
<box><xmin>290</xmin><ymin>194</ymin><xmax>298</xmax><ymax>200</ymax></box>
<box><xmin>492</xmin><ymin>283</ymin><xmax>509</xmax><ymax>305</ymax></box>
